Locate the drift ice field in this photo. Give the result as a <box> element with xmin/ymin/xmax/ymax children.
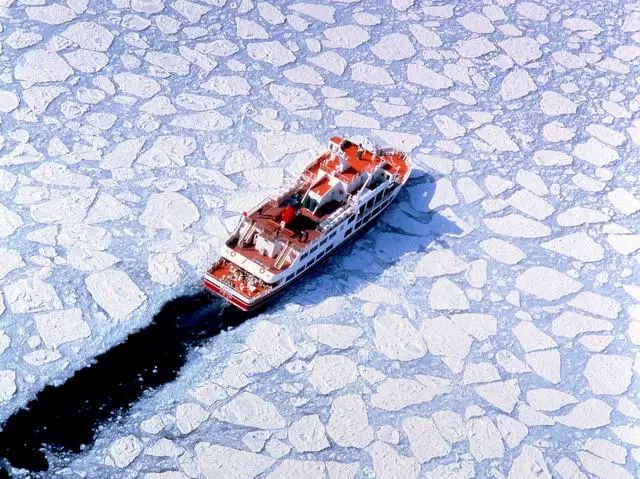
<box><xmin>0</xmin><ymin>0</ymin><xmax>639</xmax><ymax>477</ymax></box>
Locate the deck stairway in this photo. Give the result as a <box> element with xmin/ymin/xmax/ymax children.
<box><xmin>274</xmin><ymin>242</ymin><xmax>294</xmax><ymax>269</ymax></box>
<box><xmin>239</xmin><ymin>222</ymin><xmax>258</xmax><ymax>246</ymax></box>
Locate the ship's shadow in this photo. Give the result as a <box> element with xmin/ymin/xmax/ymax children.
<box><xmin>284</xmin><ymin>168</ymin><xmax>462</xmax><ymax>307</ymax></box>
<box><xmin>0</xmin><ymin>169</ymin><xmax>458</xmax><ymax>475</ymax></box>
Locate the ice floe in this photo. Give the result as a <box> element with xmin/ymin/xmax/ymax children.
<box><xmin>327</xmin><ymin>394</ymin><xmax>373</xmax><ymax>448</ymax></box>
<box><xmin>85</xmin><ymin>269</ymin><xmax>145</xmax><ymax>321</ymax></box>
<box><xmin>515</xmin><ymin>266</ymin><xmax>582</xmax><ymax>301</ymax></box>
<box><xmin>140</xmin><ymin>192</ymin><xmax>200</xmax><ymax>231</ymax></box>
<box><xmin>583</xmin><ymin>354</ymin><xmax>633</xmax><ymax>395</ymax></box>
<box><xmin>34</xmin><ymin>309</ymin><xmax>91</xmax><ymax>348</ymax></box>
<box><xmin>288</xmin><ymin>415</ymin><xmax>329</xmax><ymax>452</ymax></box>
<box><xmin>541</xmin><ymin>232</ymin><xmax>604</xmax><ymax>262</ymax></box>
<box><xmin>308</xmin><ymin>355</ymin><xmax>358</xmax><ymax>393</ymax></box>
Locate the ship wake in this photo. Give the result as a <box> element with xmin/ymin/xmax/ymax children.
<box><xmin>0</xmin><ymin>291</ymin><xmax>256</xmax><ymax>474</ymax></box>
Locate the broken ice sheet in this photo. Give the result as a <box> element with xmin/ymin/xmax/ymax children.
<box><xmin>0</xmin><ymin>1</ymin><xmax>638</xmax><ymax>478</ymax></box>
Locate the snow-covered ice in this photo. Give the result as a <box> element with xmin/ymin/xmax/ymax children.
<box><xmin>0</xmin><ymin>0</ymin><xmax>638</xmax><ymax>477</ymax></box>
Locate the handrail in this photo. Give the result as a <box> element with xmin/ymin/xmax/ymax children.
<box><xmin>274</xmin><ymin>241</ymin><xmax>292</xmax><ymax>269</ymax></box>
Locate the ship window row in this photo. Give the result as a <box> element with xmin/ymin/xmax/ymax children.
<box><xmin>285</xmin><ymin>244</ymin><xmax>332</xmax><ymax>282</ymax></box>
<box><xmin>296</xmin><ymin>235</ymin><xmax>333</xmax><ymax>270</ymax></box>
<box><xmin>359</xmin><ymin>187</ymin><xmax>391</xmax><ymax>216</ymax></box>
<box><xmin>287</xmin><ymin>188</ymin><xmax>395</xmax><ymax>282</ymax></box>
<box><xmin>354</xmin><ymin>193</ymin><xmax>394</xmax><ymax>230</ymax></box>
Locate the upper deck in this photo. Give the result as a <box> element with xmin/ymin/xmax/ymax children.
<box><xmin>225</xmin><ymin>138</ymin><xmax>410</xmax><ymax>274</ymax></box>
<box><xmin>322</xmin><ymin>137</ymin><xmax>410</xmax><ymax>183</ymax></box>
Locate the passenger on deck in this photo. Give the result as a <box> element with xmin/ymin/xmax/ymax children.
<box><xmin>283</xmin><ymin>192</ymin><xmax>302</xmax><ymax>207</ymax></box>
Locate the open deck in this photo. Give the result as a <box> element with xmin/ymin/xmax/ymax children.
<box><xmin>230</xmin><ymin>195</ymin><xmax>348</xmax><ymax>272</ymax></box>
<box><xmin>207</xmin><ymin>258</ymin><xmax>271</xmax><ymax>299</ymax></box>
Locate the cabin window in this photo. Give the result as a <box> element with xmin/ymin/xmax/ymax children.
<box><xmin>328</xmin><ymin>230</ymin><xmax>337</xmax><ymax>238</ymax></box>
<box><xmin>348</xmin><ymin>215</ymin><xmax>356</xmax><ymax>223</ymax></box>
<box><xmin>366</xmin><ymin>198</ymin><xmax>374</xmax><ymax>209</ymax></box>
<box><xmin>302</xmin><ymin>195</ymin><xmax>318</xmax><ymax>212</ymax></box>
<box><xmin>300</xmin><ymin>252</ymin><xmax>309</xmax><ymax>260</ymax></box>
<box><xmin>345</xmin><ymin>227</ymin><xmax>353</xmax><ymax>235</ymax></box>
<box><xmin>310</xmin><ymin>245</ymin><xmax>319</xmax><ymax>253</ymax></box>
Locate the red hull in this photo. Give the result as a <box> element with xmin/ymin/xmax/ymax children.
<box><xmin>203</xmin><ymin>277</ymin><xmax>282</xmax><ymax>311</ymax></box>
<box><xmin>203</xmin><ymin>279</ymin><xmax>253</xmax><ymax>311</ymax></box>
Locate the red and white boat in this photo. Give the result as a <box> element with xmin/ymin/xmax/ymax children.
<box><xmin>204</xmin><ymin>137</ymin><xmax>411</xmax><ymax>311</ymax></box>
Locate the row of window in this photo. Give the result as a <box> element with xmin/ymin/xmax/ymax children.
<box><xmin>284</xmin><ymin>186</ymin><xmax>395</xmax><ymax>283</ymax></box>
<box><xmin>354</xmin><ymin>193</ymin><xmax>393</xmax><ymax>231</ymax></box>
<box><xmin>285</xmin><ymin>240</ymin><xmax>332</xmax><ymax>282</ymax></box>
<box><xmin>298</xmin><ymin>227</ymin><xmax>338</xmax><ymax>262</ymax></box>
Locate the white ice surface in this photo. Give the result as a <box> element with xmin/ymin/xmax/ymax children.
<box><xmin>0</xmin><ymin>0</ymin><xmax>639</xmax><ymax>478</ymax></box>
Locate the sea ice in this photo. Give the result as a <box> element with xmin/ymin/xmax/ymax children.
<box><xmin>214</xmin><ymin>392</ymin><xmax>286</xmax><ymax>429</ymax></box>
<box><xmin>308</xmin><ymin>355</ymin><xmax>358</xmax><ymax>393</ymax></box>
<box><xmin>467</xmin><ymin>417</ymin><xmax>505</xmax><ymax>461</ymax></box>
<box><xmin>194</xmin><ymin>443</ymin><xmax>275</xmax><ymax>479</ymax></box>
<box><xmin>4</xmin><ymin>278</ymin><xmax>62</xmax><ymax>314</ymax></box>
<box><xmin>288</xmin><ymin>415</ymin><xmax>329</xmax><ymax>452</ymax></box>
<box><xmin>107</xmin><ymin>435</ymin><xmax>142</xmax><ymax>468</ymax></box>
<box><xmin>367</xmin><ymin>441</ymin><xmax>419</xmax><ymax>479</ymax></box>
<box><xmin>176</xmin><ymin>403</ymin><xmax>209</xmax><ymax>435</ymax></box>
<box><xmin>583</xmin><ymin>354</ymin><xmax>633</xmax><ymax>395</ymax></box>
<box><xmin>429</xmin><ymin>278</ymin><xmax>470</xmax><ymax>311</ymax></box>
<box><xmin>34</xmin><ymin>309</ymin><xmax>91</xmax><ymax>348</ymax></box>
<box><xmin>556</xmin><ymin>399</ymin><xmax>612</xmax><ymax>429</ymax></box>
<box><xmin>371</xmin><ymin>376</ymin><xmax>451</xmax><ymax>411</ymax></box>
<box><xmin>508</xmin><ymin>446</ymin><xmax>551</xmax><ymax>479</ymax></box>
<box><xmin>323</xmin><ymin>25</ymin><xmax>369</xmax><ymax>49</ymax></box>
<box><xmin>402</xmin><ymin>416</ymin><xmax>450</xmax><ymax>463</ymax></box>
<box><xmin>85</xmin><ymin>269</ymin><xmax>146</xmax><ymax>321</ymax></box>
<box><xmin>0</xmin><ymin>370</ymin><xmax>16</xmax><ymax>402</ymax></box>
<box><xmin>1</xmin><ymin>1</ymin><xmax>637</xmax><ymax>477</ymax></box>
<box><xmin>371</xmin><ymin>33</ymin><xmax>415</xmax><ymax>61</ymax></box>
<box><xmin>526</xmin><ymin>388</ymin><xmax>578</xmax><ymax>412</ymax></box>
<box><xmin>515</xmin><ymin>266</ymin><xmax>582</xmax><ymax>301</ymax></box>
<box><xmin>541</xmin><ymin>232</ymin><xmax>604</xmax><ymax>262</ymax></box>
<box><xmin>139</xmin><ymin>192</ymin><xmax>200</xmax><ymax>231</ymax></box>
<box><xmin>327</xmin><ymin>394</ymin><xmax>373</xmax><ymax>448</ymax></box>
<box><xmin>500</xmin><ymin>69</ymin><xmax>537</xmax><ymax>101</ymax></box>
<box><xmin>499</xmin><ymin>37</ymin><xmax>542</xmax><ymax>65</ymax></box>
<box><xmin>14</xmin><ymin>50</ymin><xmax>73</xmax><ymax>84</ymax></box>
